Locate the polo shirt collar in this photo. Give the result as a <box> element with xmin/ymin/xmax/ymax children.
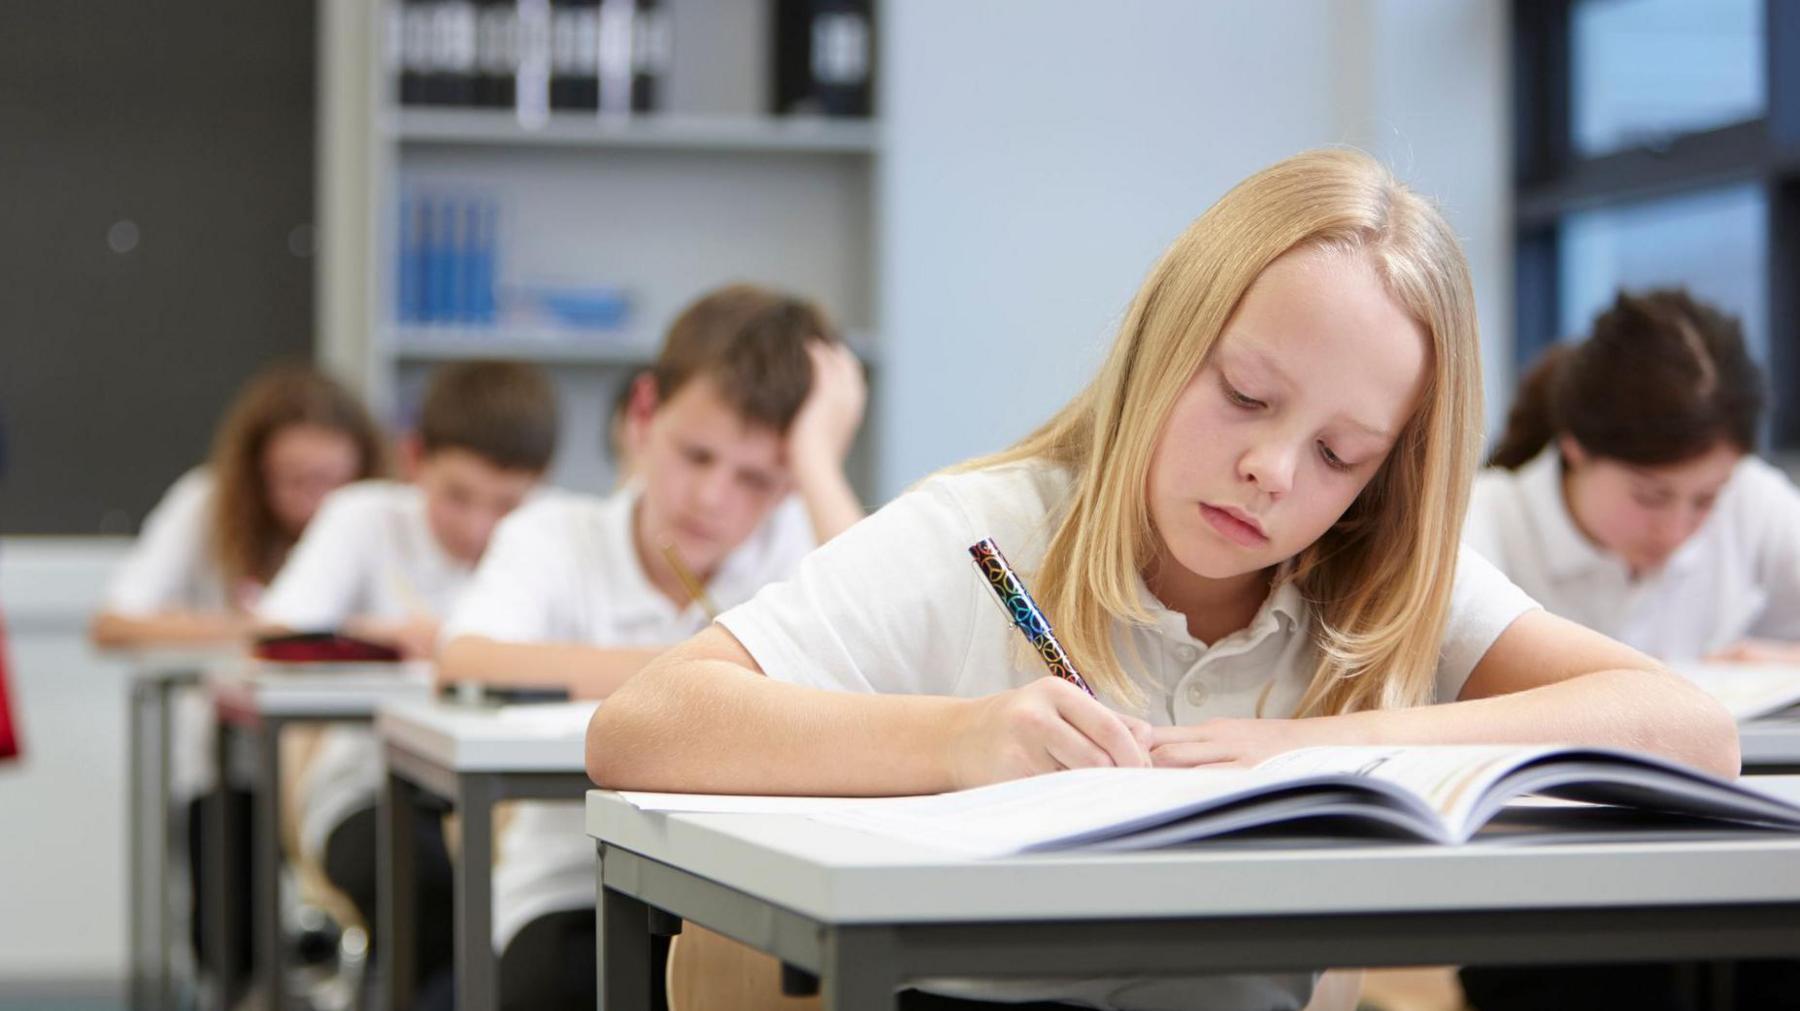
<box><xmin>1133</xmin><ymin>561</ymin><xmax>1304</xmax><ymax>649</ymax></box>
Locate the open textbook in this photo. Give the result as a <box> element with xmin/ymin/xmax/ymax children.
<box><xmin>1673</xmin><ymin>661</ymin><xmax>1800</xmax><ymax>721</ymax></box>
<box><xmin>621</xmin><ymin>744</ymin><xmax>1800</xmax><ymax>858</ymax></box>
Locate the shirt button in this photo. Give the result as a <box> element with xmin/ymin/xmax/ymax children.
<box><xmin>1175</xmin><ymin>644</ymin><xmax>1198</xmax><ymax>663</ymax></box>
<box><xmin>1185</xmin><ymin>681</ymin><xmax>1209</xmax><ymax>707</ymax></box>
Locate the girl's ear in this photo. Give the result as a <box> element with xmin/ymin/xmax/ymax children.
<box><xmin>1557</xmin><ymin>434</ymin><xmax>1588</xmax><ymax>469</ymax></box>
<box><xmin>624</xmin><ymin>373</ymin><xmax>659</xmax><ymax>457</ymax></box>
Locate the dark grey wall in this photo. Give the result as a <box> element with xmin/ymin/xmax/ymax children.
<box><xmin>0</xmin><ymin>2</ymin><xmax>317</xmax><ymax>533</ymax></box>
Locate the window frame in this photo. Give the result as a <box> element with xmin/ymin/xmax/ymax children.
<box><xmin>1513</xmin><ymin>0</ymin><xmax>1800</xmax><ymax>449</ymax></box>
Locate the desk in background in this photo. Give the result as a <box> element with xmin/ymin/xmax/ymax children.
<box><xmin>207</xmin><ymin>661</ymin><xmax>432</xmax><ymax>1011</ymax></box>
<box><xmin>377</xmin><ymin>699</ymin><xmax>595</xmax><ymax>1011</ymax></box>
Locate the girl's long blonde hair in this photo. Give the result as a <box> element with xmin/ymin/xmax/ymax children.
<box><xmin>962</xmin><ymin>148</ymin><xmax>1483</xmax><ymax>716</ymax></box>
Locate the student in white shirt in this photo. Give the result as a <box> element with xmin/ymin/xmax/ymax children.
<box><xmin>88</xmin><ymin>364</ymin><xmax>384</xmax><ymax>994</ymax></box>
<box><xmin>1465</xmin><ymin>287</ymin><xmax>1800</xmax><ymax>662</ymax></box>
<box><xmin>1460</xmin><ymin>290</ymin><xmax>1800</xmax><ymax>1010</ymax></box>
<box><xmin>257</xmin><ymin>360</ymin><xmax>558</xmax><ymax>993</ymax></box>
<box><xmin>589</xmin><ymin>150</ymin><xmax>1738</xmax><ymax>1011</ymax></box>
<box><xmin>93</xmin><ymin>363</ymin><xmax>386</xmax><ymax>648</ymax></box>
<box><xmin>437</xmin><ymin>284</ymin><xmax>868</xmax><ymax>1011</ymax></box>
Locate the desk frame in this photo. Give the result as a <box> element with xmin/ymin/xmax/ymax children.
<box><xmin>379</xmin><ymin>741</ymin><xmax>589</xmax><ymax>1011</ymax></box>
<box><xmin>126</xmin><ymin>667</ymin><xmax>199</xmax><ymax>1011</ymax></box>
<box><xmin>210</xmin><ymin>706</ymin><xmax>376</xmax><ymax>1011</ymax></box>
<box><xmin>594</xmin><ymin>841</ymin><xmax>1800</xmax><ymax>1011</ymax></box>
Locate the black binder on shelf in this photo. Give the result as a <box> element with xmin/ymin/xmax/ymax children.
<box><xmin>629</xmin><ymin>0</ymin><xmax>670</xmax><ymax>113</ymax></box>
<box><xmin>551</xmin><ymin>0</ymin><xmax>600</xmax><ymax>110</ymax></box>
<box><xmin>397</xmin><ymin>0</ymin><xmax>430</xmax><ymax>105</ymax></box>
<box><xmin>771</xmin><ymin>0</ymin><xmax>875</xmax><ymax>118</ymax></box>
<box><xmin>443</xmin><ymin>0</ymin><xmax>481</xmax><ymax>106</ymax></box>
<box><xmin>475</xmin><ymin>0</ymin><xmax>520</xmax><ymax>108</ymax></box>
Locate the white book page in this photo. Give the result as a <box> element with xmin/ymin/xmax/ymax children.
<box><xmin>618</xmin><ymin>792</ymin><xmax>898</xmax><ymax>815</ymax></box>
<box><xmin>1256</xmin><ymin>745</ymin><xmax>1563</xmax><ymax>837</ymax></box>
<box><xmin>1670</xmin><ymin>661</ymin><xmax>1800</xmax><ymax>721</ymax></box>
<box><xmin>810</xmin><ymin>767</ymin><xmax>1296</xmax><ymax>857</ymax></box>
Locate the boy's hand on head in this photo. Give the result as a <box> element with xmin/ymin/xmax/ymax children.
<box><xmin>945</xmin><ymin>677</ymin><xmax>1152</xmax><ymax>790</ymax></box>
<box><xmin>1148</xmin><ymin>717</ymin><xmax>1329</xmax><ymax>768</ymax></box>
<box><xmin>787</xmin><ymin>341</ymin><xmax>867</xmax><ymax>470</ymax></box>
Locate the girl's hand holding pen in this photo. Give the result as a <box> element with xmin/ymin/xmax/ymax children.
<box><xmin>945</xmin><ymin>676</ymin><xmax>1154</xmax><ymax>789</ymax></box>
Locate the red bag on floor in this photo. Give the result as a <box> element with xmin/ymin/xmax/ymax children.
<box><xmin>0</xmin><ymin>613</ymin><xmax>19</xmax><ymax>761</ymax></box>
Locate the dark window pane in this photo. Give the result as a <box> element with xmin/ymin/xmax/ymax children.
<box><xmin>1573</xmin><ymin>0</ymin><xmax>1764</xmax><ymax>156</ymax></box>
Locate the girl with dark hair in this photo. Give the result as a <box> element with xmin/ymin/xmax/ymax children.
<box><xmin>1467</xmin><ymin>288</ymin><xmax>1800</xmax><ymax>663</ymax></box>
<box><xmin>1462</xmin><ymin>289</ymin><xmax>1800</xmax><ymax>1011</ymax></box>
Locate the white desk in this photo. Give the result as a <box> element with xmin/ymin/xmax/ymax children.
<box><xmin>586</xmin><ymin>780</ymin><xmax>1800</xmax><ymax>1010</ymax></box>
<box><xmin>206</xmin><ymin>661</ymin><xmax>432</xmax><ymax>1011</ymax></box>
<box><xmin>1742</xmin><ymin>714</ymin><xmax>1800</xmax><ymax>773</ymax></box>
<box><xmin>119</xmin><ymin>647</ymin><xmax>242</xmax><ymax>1011</ymax></box>
<box><xmin>376</xmin><ymin>700</ymin><xmax>597</xmax><ymax>1011</ymax></box>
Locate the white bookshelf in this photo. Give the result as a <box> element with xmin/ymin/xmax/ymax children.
<box><xmin>390</xmin><ymin>108</ymin><xmax>882</xmax><ymax>154</ymax></box>
<box><xmin>387</xmin><ymin>326</ymin><xmax>657</xmax><ymax>367</ymax></box>
<box><xmin>320</xmin><ymin>0</ymin><xmax>884</xmax><ymax>496</ymax></box>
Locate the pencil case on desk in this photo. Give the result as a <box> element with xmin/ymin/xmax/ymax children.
<box><xmin>253</xmin><ymin>631</ymin><xmax>403</xmax><ymax>664</ymax></box>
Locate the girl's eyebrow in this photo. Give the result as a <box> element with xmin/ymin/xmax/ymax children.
<box><xmin>1228</xmin><ymin>339</ymin><xmax>1395</xmax><ymax>442</ymax></box>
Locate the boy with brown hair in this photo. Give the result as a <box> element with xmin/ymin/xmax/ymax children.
<box><xmin>256</xmin><ymin>358</ymin><xmax>560</xmax><ymax>991</ymax></box>
<box><xmin>437</xmin><ymin>283</ymin><xmax>866</xmax><ymax>1009</ymax></box>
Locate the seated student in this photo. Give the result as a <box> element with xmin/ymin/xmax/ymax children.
<box><xmin>1458</xmin><ymin>290</ymin><xmax>1800</xmax><ymax>1011</ymax></box>
<box><xmin>1466</xmin><ymin>288</ymin><xmax>1800</xmax><ymax>662</ymax></box>
<box><xmin>92</xmin><ymin>363</ymin><xmax>386</xmax><ymax>648</ymax></box>
<box><xmin>87</xmin><ymin>363</ymin><xmax>384</xmax><ymax>993</ymax></box>
<box><xmin>587</xmin><ymin>150</ymin><xmax>1738</xmax><ymax>1011</ymax></box>
<box><xmin>436</xmin><ymin>284</ymin><xmax>868</xmax><ymax>1011</ymax></box>
<box><xmin>255</xmin><ymin>360</ymin><xmax>559</xmax><ymax>990</ymax></box>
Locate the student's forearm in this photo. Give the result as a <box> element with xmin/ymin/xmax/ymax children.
<box><xmin>588</xmin><ymin>649</ymin><xmax>967</xmax><ymax>794</ymax></box>
<box><xmin>89</xmin><ymin>610</ymin><xmax>251</xmax><ymax>649</ymax></box>
<box><xmin>791</xmin><ymin>455</ymin><xmax>865</xmax><ymax>543</ymax></box>
<box><xmin>1341</xmin><ymin>668</ymin><xmax>1739</xmax><ymax>777</ymax></box>
<box><xmin>438</xmin><ymin>636</ymin><xmax>664</xmax><ymax>698</ymax></box>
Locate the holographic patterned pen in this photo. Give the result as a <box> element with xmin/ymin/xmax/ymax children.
<box><xmin>967</xmin><ymin>537</ymin><xmax>1097</xmax><ymax>697</ymax></box>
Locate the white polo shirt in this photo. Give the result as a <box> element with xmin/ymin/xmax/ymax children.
<box><xmin>718</xmin><ymin>460</ymin><xmax>1538</xmax><ymax>1011</ymax></box>
<box><xmin>1464</xmin><ymin>450</ymin><xmax>1800</xmax><ymax>660</ymax></box>
<box><xmin>444</xmin><ymin>486</ymin><xmax>815</xmax><ymax>951</ymax></box>
<box><xmin>106</xmin><ymin>468</ymin><xmax>240</xmax><ymax>800</ymax></box>
<box><xmin>258</xmin><ymin>480</ymin><xmax>478</xmax><ymax>862</ymax></box>
<box><xmin>259</xmin><ymin>480</ymin><xmax>474</xmax><ymax>629</ymax></box>
<box><xmin>106</xmin><ymin>468</ymin><xmax>233</xmax><ymax>615</ymax></box>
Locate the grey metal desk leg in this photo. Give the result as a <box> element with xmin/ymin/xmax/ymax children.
<box><xmin>207</xmin><ymin>720</ymin><xmax>242</xmax><ymax>1011</ymax></box>
<box><xmin>381</xmin><ymin>767</ymin><xmax>422</xmax><ymax>1011</ymax></box>
<box><xmin>127</xmin><ymin>679</ymin><xmax>159</xmax><ymax>1011</ymax></box>
<box><xmin>254</xmin><ymin>718</ymin><xmax>290</xmax><ymax>1011</ymax></box>
<box><xmin>820</xmin><ymin>927</ymin><xmax>901</xmax><ymax>1011</ymax></box>
<box><xmin>596</xmin><ymin>880</ymin><xmax>654</xmax><ymax>1011</ymax></box>
<box><xmin>155</xmin><ymin>679</ymin><xmax>180</xmax><ymax>1010</ymax></box>
<box><xmin>454</xmin><ymin>773</ymin><xmax>500</xmax><ymax>1011</ymax></box>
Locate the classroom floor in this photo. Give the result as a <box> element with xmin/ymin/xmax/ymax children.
<box><xmin>0</xmin><ymin>996</ymin><xmax>122</xmax><ymax>1011</ymax></box>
